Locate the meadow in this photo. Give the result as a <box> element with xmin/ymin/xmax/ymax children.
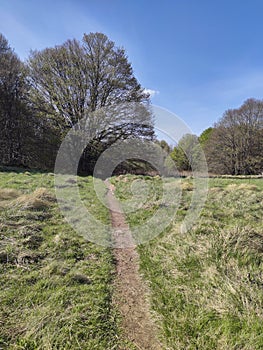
<box><xmin>0</xmin><ymin>169</ymin><xmax>136</xmax><ymax>349</ymax></box>
<box><xmin>0</xmin><ymin>168</ymin><xmax>262</xmax><ymax>349</ymax></box>
<box><xmin>112</xmin><ymin>175</ymin><xmax>263</xmax><ymax>349</ymax></box>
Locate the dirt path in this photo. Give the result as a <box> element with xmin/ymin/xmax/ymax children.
<box><xmin>105</xmin><ymin>180</ymin><xmax>162</xmax><ymax>350</ymax></box>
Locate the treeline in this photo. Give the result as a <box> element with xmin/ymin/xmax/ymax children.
<box><xmin>0</xmin><ymin>34</ymin><xmax>61</xmax><ymax>170</ymax></box>
<box><xmin>0</xmin><ymin>32</ymin><xmax>153</xmax><ymax>174</ymax></box>
<box><xmin>159</xmin><ymin>98</ymin><xmax>263</xmax><ymax>175</ymax></box>
<box><xmin>0</xmin><ymin>32</ymin><xmax>262</xmax><ymax>175</ymax></box>
<box><xmin>205</xmin><ymin>99</ymin><xmax>263</xmax><ymax>174</ymax></box>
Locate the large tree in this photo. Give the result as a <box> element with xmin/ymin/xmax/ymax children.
<box><xmin>28</xmin><ymin>32</ymin><xmax>152</xmax><ymax>130</ymax></box>
<box><xmin>205</xmin><ymin>98</ymin><xmax>263</xmax><ymax>175</ymax></box>
<box><xmin>28</xmin><ymin>32</ymin><xmax>154</xmax><ymax>174</ymax></box>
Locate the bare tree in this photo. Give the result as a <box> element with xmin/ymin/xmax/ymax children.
<box><xmin>28</xmin><ymin>32</ymin><xmax>153</xmax><ymax>132</ymax></box>
<box><xmin>28</xmin><ymin>33</ymin><xmax>154</xmax><ymax>174</ymax></box>
<box><xmin>0</xmin><ymin>34</ymin><xmax>27</xmax><ymax>165</ymax></box>
<box><xmin>205</xmin><ymin>98</ymin><xmax>263</xmax><ymax>175</ymax></box>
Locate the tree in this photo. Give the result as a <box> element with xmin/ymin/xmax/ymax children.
<box><xmin>28</xmin><ymin>32</ymin><xmax>154</xmax><ymax>174</ymax></box>
<box><xmin>199</xmin><ymin>127</ymin><xmax>213</xmax><ymax>148</ymax></box>
<box><xmin>170</xmin><ymin>134</ymin><xmax>202</xmax><ymax>172</ymax></box>
<box><xmin>0</xmin><ymin>34</ymin><xmax>28</xmax><ymax>165</ymax></box>
<box><xmin>0</xmin><ymin>33</ymin><xmax>62</xmax><ymax>170</ymax></box>
<box><xmin>28</xmin><ymin>32</ymin><xmax>152</xmax><ymax>130</ymax></box>
<box><xmin>155</xmin><ymin>139</ymin><xmax>172</xmax><ymax>154</ymax></box>
<box><xmin>205</xmin><ymin>99</ymin><xmax>263</xmax><ymax>175</ymax></box>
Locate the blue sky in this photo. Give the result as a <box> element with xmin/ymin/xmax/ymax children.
<box><xmin>1</xmin><ymin>0</ymin><xmax>263</xmax><ymax>138</ymax></box>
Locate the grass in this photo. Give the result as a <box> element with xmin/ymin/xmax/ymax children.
<box><xmin>111</xmin><ymin>175</ymin><xmax>263</xmax><ymax>349</ymax></box>
<box><xmin>1</xmin><ymin>168</ymin><xmax>262</xmax><ymax>349</ymax></box>
<box><xmin>0</xmin><ymin>169</ymin><xmax>134</xmax><ymax>349</ymax></box>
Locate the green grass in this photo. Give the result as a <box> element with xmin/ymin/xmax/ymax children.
<box><xmin>0</xmin><ymin>169</ymin><xmax>132</xmax><ymax>349</ymax></box>
<box><xmin>1</xmin><ymin>168</ymin><xmax>262</xmax><ymax>349</ymax></box>
<box><xmin>111</xmin><ymin>175</ymin><xmax>263</xmax><ymax>350</ymax></box>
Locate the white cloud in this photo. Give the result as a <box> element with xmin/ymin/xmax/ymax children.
<box><xmin>143</xmin><ymin>88</ymin><xmax>160</xmax><ymax>97</ymax></box>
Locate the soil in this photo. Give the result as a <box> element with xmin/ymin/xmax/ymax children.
<box><xmin>105</xmin><ymin>180</ymin><xmax>162</xmax><ymax>350</ymax></box>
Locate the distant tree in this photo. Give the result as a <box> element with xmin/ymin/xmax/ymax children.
<box><xmin>170</xmin><ymin>146</ymin><xmax>188</xmax><ymax>171</ymax></box>
<box><xmin>170</xmin><ymin>134</ymin><xmax>202</xmax><ymax>172</ymax></box>
<box><xmin>153</xmin><ymin>140</ymin><xmax>171</xmax><ymax>174</ymax></box>
<box><xmin>199</xmin><ymin>127</ymin><xmax>213</xmax><ymax>148</ymax></box>
<box><xmin>156</xmin><ymin>139</ymin><xmax>172</xmax><ymax>153</ymax></box>
<box><xmin>205</xmin><ymin>99</ymin><xmax>263</xmax><ymax>175</ymax></box>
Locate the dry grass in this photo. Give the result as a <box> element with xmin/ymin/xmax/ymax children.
<box><xmin>226</xmin><ymin>183</ymin><xmax>259</xmax><ymax>191</ymax></box>
<box><xmin>114</xmin><ymin>175</ymin><xmax>263</xmax><ymax>349</ymax></box>
<box><xmin>0</xmin><ymin>171</ymin><xmax>126</xmax><ymax>350</ymax></box>
<box><xmin>0</xmin><ymin>188</ymin><xmax>21</xmax><ymax>200</ymax></box>
<box><xmin>210</xmin><ymin>174</ymin><xmax>263</xmax><ymax>179</ymax></box>
<box><xmin>181</xmin><ymin>181</ymin><xmax>194</xmax><ymax>191</ymax></box>
<box><xmin>12</xmin><ymin>187</ymin><xmax>55</xmax><ymax>210</ymax></box>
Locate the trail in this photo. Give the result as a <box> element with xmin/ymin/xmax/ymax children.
<box><xmin>105</xmin><ymin>180</ymin><xmax>162</xmax><ymax>350</ymax></box>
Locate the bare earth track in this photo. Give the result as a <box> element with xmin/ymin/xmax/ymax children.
<box><xmin>105</xmin><ymin>180</ymin><xmax>162</xmax><ymax>350</ymax></box>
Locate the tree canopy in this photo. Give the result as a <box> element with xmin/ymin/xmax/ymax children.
<box><xmin>26</xmin><ymin>32</ymin><xmax>154</xmax><ymax>174</ymax></box>
<box><xmin>28</xmin><ymin>33</ymin><xmax>152</xmax><ymax>129</ymax></box>
<box><xmin>0</xmin><ymin>32</ymin><xmax>155</xmax><ymax>174</ymax></box>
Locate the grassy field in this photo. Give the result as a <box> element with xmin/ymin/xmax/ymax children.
<box><xmin>1</xmin><ymin>169</ymin><xmax>262</xmax><ymax>349</ymax></box>
<box><xmin>111</xmin><ymin>175</ymin><xmax>263</xmax><ymax>350</ymax></box>
<box><xmin>0</xmin><ymin>169</ymin><xmax>135</xmax><ymax>350</ymax></box>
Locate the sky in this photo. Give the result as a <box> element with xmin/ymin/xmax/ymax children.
<box><xmin>1</xmin><ymin>0</ymin><xmax>263</xmax><ymax>139</ymax></box>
